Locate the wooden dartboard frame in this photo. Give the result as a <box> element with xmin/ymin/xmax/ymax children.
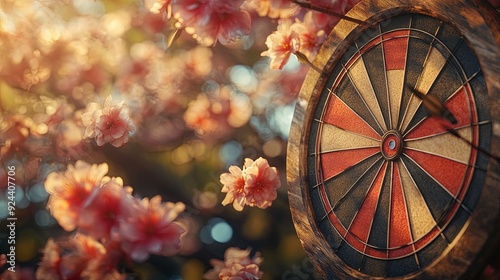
<box><xmin>287</xmin><ymin>0</ymin><xmax>500</xmax><ymax>279</ymax></box>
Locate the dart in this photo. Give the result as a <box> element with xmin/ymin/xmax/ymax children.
<box><xmin>294</xmin><ymin>51</ymin><xmax>325</xmax><ymax>75</ymax></box>
<box><xmin>407</xmin><ymin>85</ymin><xmax>458</xmax><ymax>125</ymax></box>
<box><xmin>407</xmin><ymin>85</ymin><xmax>499</xmax><ymax>163</ymax></box>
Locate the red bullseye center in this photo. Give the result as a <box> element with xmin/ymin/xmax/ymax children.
<box><xmin>381</xmin><ymin>131</ymin><xmax>402</xmax><ymax>160</ymax></box>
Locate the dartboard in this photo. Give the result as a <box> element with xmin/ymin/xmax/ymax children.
<box><xmin>287</xmin><ymin>0</ymin><xmax>500</xmax><ymax>279</ymax></box>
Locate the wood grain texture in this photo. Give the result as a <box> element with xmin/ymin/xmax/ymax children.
<box><xmin>286</xmin><ymin>0</ymin><xmax>500</xmax><ymax>279</ymax></box>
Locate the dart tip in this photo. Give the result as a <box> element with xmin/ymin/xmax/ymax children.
<box><xmin>406</xmin><ymin>84</ymin><xmax>425</xmax><ymax>100</ymax></box>
<box><xmin>443</xmin><ymin>111</ymin><xmax>458</xmax><ymax>125</ymax></box>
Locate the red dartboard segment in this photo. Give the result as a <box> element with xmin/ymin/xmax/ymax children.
<box><xmin>383</xmin><ymin>30</ymin><xmax>410</xmax><ymax>70</ymax></box>
<box><xmin>435</xmin><ymin>141</ymin><xmax>479</xmax><ymax>227</ymax></box>
<box><xmin>447</xmin><ymin>86</ymin><xmax>475</xmax><ymax>126</ymax></box>
<box><xmin>335</xmin><ymin>162</ymin><xmax>390</xmax><ymax>259</ymax></box>
<box><xmin>404</xmin><ymin>149</ymin><xmax>468</xmax><ymax>196</ymax></box>
<box><xmin>389</xmin><ymin>163</ymin><xmax>412</xmax><ymax>250</ymax></box>
<box><xmin>347</xmin><ymin>161</ymin><xmax>388</xmax><ymax>247</ymax></box>
<box><xmin>320</xmin><ymin>147</ymin><xmax>380</xmax><ymax>180</ymax></box>
<box><xmin>323</xmin><ymin>93</ymin><xmax>382</xmax><ymax>140</ymax></box>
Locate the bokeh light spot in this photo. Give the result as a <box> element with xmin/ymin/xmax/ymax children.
<box><xmin>35</xmin><ymin>209</ymin><xmax>54</xmax><ymax>227</ymax></box>
<box><xmin>284</xmin><ymin>54</ymin><xmax>300</xmax><ymax>72</ymax></box>
<box><xmin>199</xmin><ymin>225</ymin><xmax>214</xmax><ymax>244</ymax></box>
<box><xmin>219</xmin><ymin>141</ymin><xmax>242</xmax><ymax>166</ymax></box>
<box><xmin>13</xmin><ymin>185</ymin><xmax>24</xmax><ymax>203</ymax></box>
<box><xmin>27</xmin><ymin>183</ymin><xmax>49</xmax><ymax>203</ymax></box>
<box><xmin>229</xmin><ymin>65</ymin><xmax>257</xmax><ymax>92</ymax></box>
<box><xmin>267</xmin><ymin>103</ymin><xmax>295</xmax><ymax>140</ymax></box>
<box><xmin>72</xmin><ymin>0</ymin><xmax>105</xmax><ymax>16</ymax></box>
<box><xmin>182</xmin><ymin>259</ymin><xmax>205</xmax><ymax>280</ymax></box>
<box><xmin>263</xmin><ymin>139</ymin><xmax>283</xmax><ymax>158</ymax></box>
<box><xmin>210</xmin><ymin>219</ymin><xmax>232</xmax><ymax>243</ymax></box>
<box><xmin>172</xmin><ymin>144</ymin><xmax>192</xmax><ymax>165</ymax></box>
<box><xmin>18</xmin><ymin>197</ymin><xmax>30</xmax><ymax>209</ymax></box>
<box><xmin>0</xmin><ymin>199</ymin><xmax>7</xmax><ymax>220</ymax></box>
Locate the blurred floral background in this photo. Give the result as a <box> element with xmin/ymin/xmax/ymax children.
<box><xmin>0</xmin><ymin>0</ymin><xmax>499</xmax><ymax>279</ymax></box>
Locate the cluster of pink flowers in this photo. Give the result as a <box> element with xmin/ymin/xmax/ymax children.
<box><xmin>0</xmin><ymin>1</ymin><xmax>362</xmax><ymax>279</ymax></box>
<box><xmin>144</xmin><ymin>0</ymin><xmax>357</xmax><ymax>69</ymax></box>
<box><xmin>146</xmin><ymin>0</ymin><xmax>251</xmax><ymax>46</ymax></box>
<box><xmin>261</xmin><ymin>7</ymin><xmax>348</xmax><ymax>70</ymax></box>
<box><xmin>261</xmin><ymin>19</ymin><xmax>301</xmax><ymax>70</ymax></box>
<box><xmin>220</xmin><ymin>157</ymin><xmax>281</xmax><ymax>211</ymax></box>
<box><xmin>259</xmin><ymin>0</ymin><xmax>362</xmax><ymax>70</ymax></box>
<box><xmin>203</xmin><ymin>247</ymin><xmax>263</xmax><ymax>280</ymax></box>
<box><xmin>82</xmin><ymin>96</ymin><xmax>136</xmax><ymax>147</ymax></box>
<box><xmin>36</xmin><ymin>235</ymin><xmax>124</xmax><ymax>280</ymax></box>
<box><xmin>40</xmin><ymin>160</ymin><xmax>186</xmax><ymax>278</ymax></box>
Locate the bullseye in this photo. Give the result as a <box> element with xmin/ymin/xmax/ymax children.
<box><xmin>388</xmin><ymin>140</ymin><xmax>396</xmax><ymax>149</ymax></box>
<box><xmin>381</xmin><ymin>130</ymin><xmax>402</xmax><ymax>160</ymax></box>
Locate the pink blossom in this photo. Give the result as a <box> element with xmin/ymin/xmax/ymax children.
<box><xmin>36</xmin><ymin>235</ymin><xmax>124</xmax><ymax>280</ymax></box>
<box><xmin>117</xmin><ymin>196</ymin><xmax>186</xmax><ymax>262</ymax></box>
<box><xmin>220</xmin><ymin>157</ymin><xmax>281</xmax><ymax>211</ymax></box>
<box><xmin>44</xmin><ymin>161</ymin><xmax>109</xmax><ymax>231</ymax></box>
<box><xmin>198</xmin><ymin>2</ymin><xmax>251</xmax><ymax>46</ymax></box>
<box><xmin>82</xmin><ymin>102</ymin><xmax>103</xmax><ymax>139</ymax></box>
<box><xmin>243</xmin><ymin>157</ymin><xmax>280</xmax><ymax>209</ymax></box>
<box><xmin>82</xmin><ymin>96</ymin><xmax>136</xmax><ymax>147</ymax></box>
<box><xmin>35</xmin><ymin>239</ymin><xmax>61</xmax><ymax>280</ymax></box>
<box><xmin>204</xmin><ymin>247</ymin><xmax>263</xmax><ymax>280</ymax></box>
<box><xmin>59</xmin><ymin>234</ymin><xmax>123</xmax><ymax>280</ymax></box>
<box><xmin>292</xmin><ymin>11</ymin><xmax>327</xmax><ymax>59</ymax></box>
<box><xmin>261</xmin><ymin>19</ymin><xmax>300</xmax><ymax>69</ymax></box>
<box><xmin>220</xmin><ymin>165</ymin><xmax>247</xmax><ymax>211</ymax></box>
<box><xmin>78</xmin><ymin>178</ymin><xmax>133</xmax><ymax>240</ymax></box>
<box><xmin>94</xmin><ymin>100</ymin><xmax>135</xmax><ymax>147</ymax></box>
<box><xmin>171</xmin><ymin>0</ymin><xmax>251</xmax><ymax>46</ymax></box>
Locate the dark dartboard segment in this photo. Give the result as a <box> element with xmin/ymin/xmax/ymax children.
<box><xmin>326</xmin><ymin>154</ymin><xmax>382</xmax><ymax>212</ymax></box>
<box><xmin>361</xmin><ymin>43</ymin><xmax>391</xmax><ymax>129</ymax></box>
<box><xmin>398</xmin><ymin>37</ymin><xmax>428</xmax><ymax>129</ymax></box>
<box><xmin>306</xmin><ymin>12</ymin><xmax>491</xmax><ymax>278</ymax></box>
<box><xmin>365</xmin><ymin>163</ymin><xmax>391</xmax><ymax>250</ymax></box>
